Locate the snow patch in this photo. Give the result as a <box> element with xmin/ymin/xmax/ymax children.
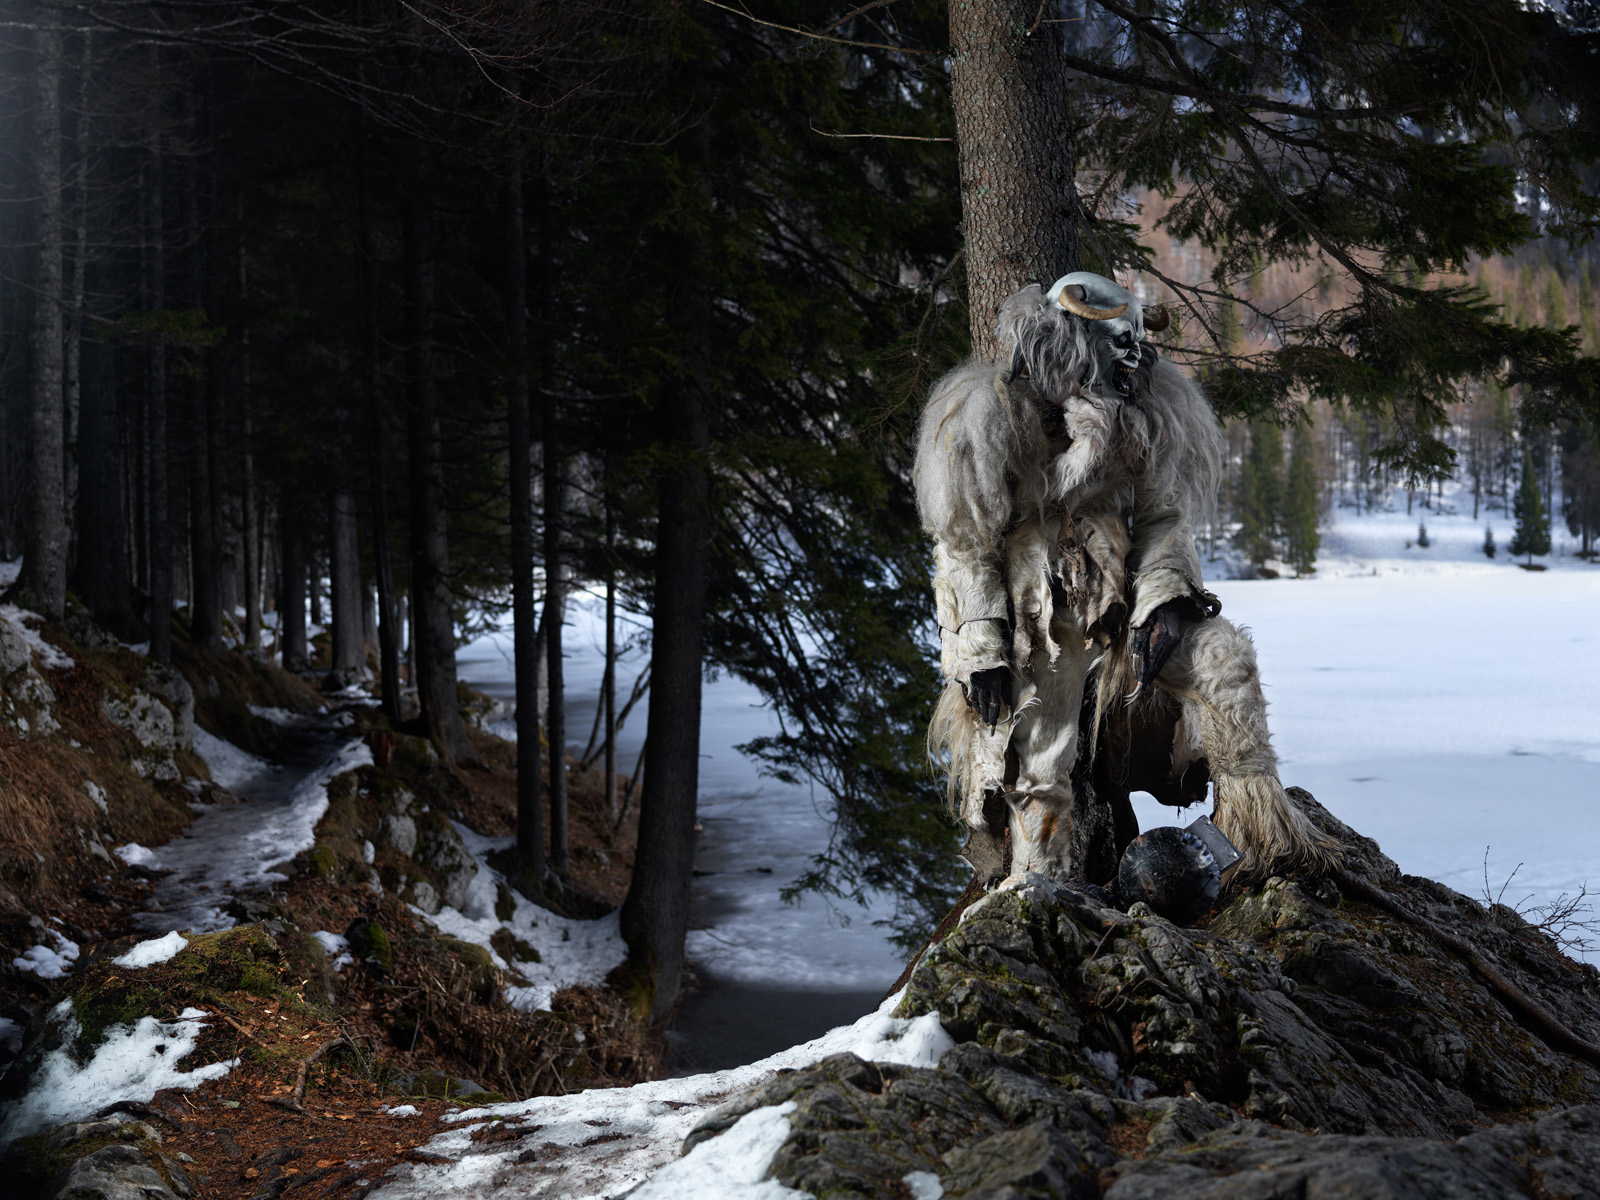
<box><xmin>13</xmin><ymin>929</ymin><xmax>80</xmax><ymax>979</ymax></box>
<box><xmin>112</xmin><ymin>931</ymin><xmax>188</xmax><ymax>969</ymax></box>
<box><xmin>312</xmin><ymin>931</ymin><xmax>355</xmax><ymax>971</ymax></box>
<box><xmin>631</xmin><ymin>1102</ymin><xmax>803</xmax><ymax>1199</ymax></box>
<box><xmin>0</xmin><ymin>604</ymin><xmax>75</xmax><ymax>669</ymax></box>
<box><xmin>114</xmin><ymin>843</ymin><xmax>161</xmax><ymax>869</ymax></box>
<box><xmin>86</xmin><ymin>780</ymin><xmax>108</xmax><ymax>813</ymax></box>
<box><xmin>193</xmin><ymin>726</ymin><xmax>271</xmax><ymax>793</ymax></box>
<box><xmin>387</xmin><ymin>1105</ymin><xmax>421</xmax><ymax>1118</ymax></box>
<box><xmin>903</xmin><ymin>1170</ymin><xmax>944</xmax><ymax>1200</ymax></box>
<box><xmin>0</xmin><ymin>1002</ymin><xmax>236</xmax><ymax>1147</ymax></box>
<box><xmin>368</xmin><ymin>990</ymin><xmax>947</xmax><ymax>1199</ymax></box>
<box><xmin>418</xmin><ymin>822</ymin><xmax>628</xmax><ymax>1012</ymax></box>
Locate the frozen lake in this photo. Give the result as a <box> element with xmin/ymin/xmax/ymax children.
<box><xmin>461</xmin><ymin>485</ymin><xmax>1600</xmax><ymax>997</ymax></box>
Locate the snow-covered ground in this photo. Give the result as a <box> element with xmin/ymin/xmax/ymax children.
<box><xmin>369</xmin><ymin>989</ymin><xmax>951</xmax><ymax>1200</ymax></box>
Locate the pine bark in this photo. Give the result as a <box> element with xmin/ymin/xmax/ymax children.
<box><xmin>146</xmin><ymin>105</ymin><xmax>173</xmax><ymax>665</ymax></box>
<box><xmin>189</xmin><ymin>362</ymin><xmax>222</xmax><ymax>651</ymax></box>
<box><xmin>403</xmin><ymin>191</ymin><xmax>474</xmax><ymax>764</ymax></box>
<box><xmin>279</xmin><ymin>487</ymin><xmax>309</xmax><ymax>672</ymax></box>
<box><xmin>505</xmin><ymin>120</ymin><xmax>545</xmax><ymax>883</ymax></box>
<box><xmin>357</xmin><ymin>160</ymin><xmax>403</xmax><ymax>723</ymax></box>
<box><xmin>621</xmin><ymin>53</ymin><xmax>714</xmax><ymax>1022</ymax></box>
<box><xmin>538</xmin><ymin>178</ymin><xmax>570</xmax><ymax>877</ymax></box>
<box><xmin>327</xmin><ymin>483</ymin><xmax>365</xmax><ymax>686</ymax></box>
<box><xmin>18</xmin><ymin>22</ymin><xmax>68</xmax><ymax>620</ymax></box>
<box><xmin>949</xmin><ymin>0</ymin><xmax>1077</xmax><ymax>358</ymax></box>
<box><xmin>72</xmin><ymin>338</ymin><xmax>135</xmax><ymax>637</ymax></box>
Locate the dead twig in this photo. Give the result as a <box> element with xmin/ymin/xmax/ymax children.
<box><xmin>268</xmin><ymin>1036</ymin><xmax>350</xmax><ymax>1114</ymax></box>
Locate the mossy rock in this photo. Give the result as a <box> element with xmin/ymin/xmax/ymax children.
<box><xmin>345</xmin><ymin>920</ymin><xmax>395</xmax><ymax>975</ymax></box>
<box><xmin>436</xmin><ymin>937</ymin><xmax>500</xmax><ymax>1005</ymax></box>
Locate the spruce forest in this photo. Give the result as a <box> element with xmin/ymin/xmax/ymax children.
<box><xmin>2</xmin><ymin>3</ymin><xmax>1600</xmax><ymax>1195</ymax></box>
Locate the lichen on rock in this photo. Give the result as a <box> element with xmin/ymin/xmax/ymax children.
<box><xmin>681</xmin><ymin>791</ymin><xmax>1600</xmax><ymax>1198</ymax></box>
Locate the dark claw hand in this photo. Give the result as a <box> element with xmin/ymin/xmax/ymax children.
<box><xmin>962</xmin><ymin>667</ymin><xmax>1011</xmax><ymax>730</ymax></box>
<box><xmin>1133</xmin><ymin>603</ymin><xmax>1185</xmax><ymax>691</ymax></box>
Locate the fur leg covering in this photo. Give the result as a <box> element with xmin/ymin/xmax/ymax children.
<box><xmin>1157</xmin><ymin>618</ymin><xmax>1340</xmax><ymax>875</ymax></box>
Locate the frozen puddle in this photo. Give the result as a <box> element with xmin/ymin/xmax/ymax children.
<box><xmin>131</xmin><ymin>724</ymin><xmax>372</xmax><ymax>935</ymax></box>
<box><xmin>369</xmin><ymin>991</ymin><xmax>949</xmax><ymax>1199</ymax></box>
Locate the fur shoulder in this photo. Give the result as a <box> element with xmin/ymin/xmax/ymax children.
<box><xmin>1135</xmin><ymin>355</ymin><xmax>1225</xmax><ymax>521</ymax></box>
<box><xmin>913</xmin><ymin>360</ymin><xmax>1037</xmax><ymax>549</ymax></box>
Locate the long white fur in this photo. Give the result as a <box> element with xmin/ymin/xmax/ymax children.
<box><xmin>916</xmin><ymin>282</ymin><xmax>1335</xmax><ymax>879</ymax></box>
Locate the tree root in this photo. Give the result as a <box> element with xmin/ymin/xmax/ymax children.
<box><xmin>1333</xmin><ymin>868</ymin><xmax>1600</xmax><ymax>1071</ymax></box>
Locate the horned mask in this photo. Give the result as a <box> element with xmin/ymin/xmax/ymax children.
<box><xmin>1045</xmin><ymin>272</ymin><xmax>1170</xmax><ymax>397</ymax></box>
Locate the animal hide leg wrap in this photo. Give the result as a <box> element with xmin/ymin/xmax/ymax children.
<box><xmin>1157</xmin><ymin>618</ymin><xmax>1341</xmax><ymax>875</ymax></box>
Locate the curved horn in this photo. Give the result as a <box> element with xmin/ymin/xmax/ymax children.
<box><xmin>1056</xmin><ymin>283</ymin><xmax>1128</xmax><ymax>321</ymax></box>
<box><xmin>1142</xmin><ymin>303</ymin><xmax>1171</xmax><ymax>332</ymax></box>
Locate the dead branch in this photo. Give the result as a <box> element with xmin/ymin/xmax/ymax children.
<box><xmin>267</xmin><ymin>1036</ymin><xmax>350</xmax><ymax>1113</ymax></box>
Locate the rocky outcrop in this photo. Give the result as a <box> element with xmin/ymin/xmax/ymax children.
<box><xmin>685</xmin><ymin>792</ymin><xmax>1600</xmax><ymax>1198</ymax></box>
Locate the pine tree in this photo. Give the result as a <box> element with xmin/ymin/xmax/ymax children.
<box><xmin>1283</xmin><ymin>428</ymin><xmax>1320</xmax><ymax>576</ymax></box>
<box><xmin>1483</xmin><ymin>524</ymin><xmax>1496</xmax><ymax>559</ymax></box>
<box><xmin>1236</xmin><ymin>420</ymin><xmax>1284</xmax><ymax>567</ymax></box>
<box><xmin>1509</xmin><ymin>446</ymin><xmax>1552</xmax><ymax>565</ymax></box>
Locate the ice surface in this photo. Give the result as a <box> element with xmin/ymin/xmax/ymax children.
<box><xmin>418</xmin><ymin>822</ymin><xmax>627</xmax><ymax>1012</ymax></box>
<box><xmin>12</xmin><ymin>928</ymin><xmax>79</xmax><ymax>979</ymax></box>
<box><xmin>0</xmin><ymin>1001</ymin><xmax>235</xmax><ymax>1147</ymax></box>
<box><xmin>458</xmin><ymin>604</ymin><xmax>906</xmax><ymax>994</ymax></box>
<box><xmin>0</xmin><ymin>604</ymin><xmax>75</xmax><ymax>669</ymax></box>
<box><xmin>630</xmin><ymin>1102</ymin><xmax>803</xmax><ymax>1200</ymax></box>
<box><xmin>111</xmin><ymin>931</ymin><xmax>188</xmax><ymax>969</ymax></box>
<box><xmin>367</xmin><ymin>990</ymin><xmax>945</xmax><ymax>1199</ymax></box>
<box><xmin>134</xmin><ymin>732</ymin><xmax>373</xmax><ymax>935</ymax></box>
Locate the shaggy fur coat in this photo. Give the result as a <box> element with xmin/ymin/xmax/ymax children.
<box><xmin>914</xmin><ymin>285</ymin><xmax>1335</xmax><ymax>879</ymax></box>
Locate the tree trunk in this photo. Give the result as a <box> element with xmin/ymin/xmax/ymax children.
<box><xmin>948</xmin><ymin>0</ymin><xmax>1077</xmax><ymax>358</ymax></box>
<box><xmin>505</xmin><ymin>110</ymin><xmax>545</xmax><ymax>885</ymax></box>
<box><xmin>605</xmin><ymin>490</ymin><xmax>619</xmax><ymax>825</ymax></box>
<box><xmin>189</xmin><ymin>360</ymin><xmax>222</xmax><ymax>651</ymax></box>
<box><xmin>280</xmin><ymin>487</ymin><xmax>309</xmax><ymax>672</ymax></box>
<box><xmin>403</xmin><ymin>189</ymin><xmax>474</xmax><ymax>764</ymax></box>
<box><xmin>146</xmin><ymin>104</ymin><xmax>173</xmax><ymax>665</ymax></box>
<box><xmin>620</xmin><ymin>54</ymin><xmax>714</xmax><ymax>1021</ymax></box>
<box><xmin>72</xmin><ymin>337</ymin><xmax>136</xmax><ymax>638</ymax></box>
<box><xmin>18</xmin><ymin>22</ymin><xmax>67</xmax><ymax>620</ymax></box>
<box><xmin>539</xmin><ymin>177</ymin><xmax>569</xmax><ymax>877</ymax></box>
<box><xmin>327</xmin><ymin>483</ymin><xmax>365</xmax><ymax>687</ymax></box>
<box><xmin>239</xmin><ymin>220</ymin><xmax>261</xmax><ymax>653</ymax></box>
<box><xmin>63</xmin><ymin>31</ymin><xmax>92</xmax><ymax>572</ymax></box>
<box><xmin>357</xmin><ymin>161</ymin><xmax>404</xmax><ymax>724</ymax></box>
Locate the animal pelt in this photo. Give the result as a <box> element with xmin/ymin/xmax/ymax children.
<box><xmin>916</xmin><ymin>282</ymin><xmax>1334</xmax><ymax>880</ymax></box>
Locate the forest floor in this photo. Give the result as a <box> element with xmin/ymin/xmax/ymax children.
<box><xmin>0</xmin><ymin>606</ymin><xmax>658</xmax><ymax>1199</ymax></box>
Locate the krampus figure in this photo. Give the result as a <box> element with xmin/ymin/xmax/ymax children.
<box><xmin>915</xmin><ymin>272</ymin><xmax>1337</xmax><ymax>887</ymax></box>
